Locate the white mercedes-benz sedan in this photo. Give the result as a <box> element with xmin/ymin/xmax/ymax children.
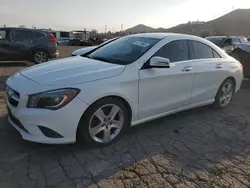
<box><xmin>6</xmin><ymin>33</ymin><xmax>243</xmax><ymax>145</ymax></box>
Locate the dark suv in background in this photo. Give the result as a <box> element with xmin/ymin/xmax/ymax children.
<box><xmin>0</xmin><ymin>28</ymin><xmax>58</xmax><ymax>64</ymax></box>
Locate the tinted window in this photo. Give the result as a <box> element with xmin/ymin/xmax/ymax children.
<box><xmin>14</xmin><ymin>30</ymin><xmax>33</xmax><ymax>40</ymax></box>
<box><xmin>0</xmin><ymin>30</ymin><xmax>7</xmax><ymax>40</ymax></box>
<box><xmin>153</xmin><ymin>40</ymin><xmax>189</xmax><ymax>62</ymax></box>
<box><xmin>191</xmin><ymin>41</ymin><xmax>213</xmax><ymax>59</ymax></box>
<box><xmin>206</xmin><ymin>37</ymin><xmax>225</xmax><ymax>46</ymax></box>
<box><xmin>231</xmin><ymin>37</ymin><xmax>240</xmax><ymax>43</ymax></box>
<box><xmin>34</xmin><ymin>31</ymin><xmax>46</xmax><ymax>38</ymax></box>
<box><xmin>213</xmin><ymin>50</ymin><xmax>221</xmax><ymax>58</ymax></box>
<box><xmin>88</xmin><ymin>37</ymin><xmax>160</xmax><ymax>65</ymax></box>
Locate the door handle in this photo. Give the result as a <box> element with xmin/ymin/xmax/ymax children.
<box><xmin>182</xmin><ymin>66</ymin><xmax>193</xmax><ymax>72</ymax></box>
<box><xmin>215</xmin><ymin>64</ymin><xmax>223</xmax><ymax>69</ymax></box>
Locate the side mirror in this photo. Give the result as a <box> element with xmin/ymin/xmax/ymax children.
<box><xmin>149</xmin><ymin>56</ymin><xmax>170</xmax><ymax>68</ymax></box>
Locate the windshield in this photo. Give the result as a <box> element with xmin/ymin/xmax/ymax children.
<box><xmin>88</xmin><ymin>37</ymin><xmax>160</xmax><ymax>65</ymax></box>
<box><xmin>206</xmin><ymin>37</ymin><xmax>226</xmax><ymax>46</ymax></box>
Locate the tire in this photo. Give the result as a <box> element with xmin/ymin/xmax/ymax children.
<box><xmin>77</xmin><ymin>98</ymin><xmax>130</xmax><ymax>146</ymax></box>
<box><xmin>32</xmin><ymin>50</ymin><xmax>49</xmax><ymax>64</ymax></box>
<box><xmin>214</xmin><ymin>79</ymin><xmax>235</xmax><ymax>109</ymax></box>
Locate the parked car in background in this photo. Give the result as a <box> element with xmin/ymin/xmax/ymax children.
<box><xmin>71</xmin><ymin>37</ymin><xmax>119</xmax><ymax>56</ymax></box>
<box><xmin>206</xmin><ymin>36</ymin><xmax>250</xmax><ymax>77</ymax></box>
<box><xmin>57</xmin><ymin>37</ymin><xmax>71</xmax><ymax>46</ymax></box>
<box><xmin>206</xmin><ymin>36</ymin><xmax>249</xmax><ymax>53</ymax></box>
<box><xmin>68</xmin><ymin>38</ymin><xmax>83</xmax><ymax>46</ymax></box>
<box><xmin>6</xmin><ymin>33</ymin><xmax>243</xmax><ymax>145</ymax></box>
<box><xmin>0</xmin><ymin>28</ymin><xmax>58</xmax><ymax>64</ymax></box>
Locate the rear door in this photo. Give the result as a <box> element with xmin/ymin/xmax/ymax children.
<box><xmin>10</xmin><ymin>29</ymin><xmax>34</xmax><ymax>60</ymax></box>
<box><xmin>189</xmin><ymin>40</ymin><xmax>226</xmax><ymax>104</ymax></box>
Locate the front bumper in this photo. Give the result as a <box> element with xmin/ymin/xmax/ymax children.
<box><xmin>6</xmin><ymin>73</ymin><xmax>88</xmax><ymax>144</ymax></box>
<box><xmin>7</xmin><ymin>97</ymin><xmax>88</xmax><ymax>144</ymax></box>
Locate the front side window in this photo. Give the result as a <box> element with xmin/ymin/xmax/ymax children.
<box><xmin>231</xmin><ymin>37</ymin><xmax>241</xmax><ymax>43</ymax></box>
<box><xmin>153</xmin><ymin>40</ymin><xmax>189</xmax><ymax>62</ymax></box>
<box><xmin>0</xmin><ymin>30</ymin><xmax>7</xmax><ymax>40</ymax></box>
<box><xmin>88</xmin><ymin>37</ymin><xmax>160</xmax><ymax>65</ymax></box>
<box><xmin>191</xmin><ymin>41</ymin><xmax>214</xmax><ymax>59</ymax></box>
<box><xmin>14</xmin><ymin>30</ymin><xmax>33</xmax><ymax>41</ymax></box>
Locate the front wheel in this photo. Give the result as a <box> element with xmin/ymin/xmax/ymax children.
<box><xmin>32</xmin><ymin>50</ymin><xmax>49</xmax><ymax>64</ymax></box>
<box><xmin>77</xmin><ymin>98</ymin><xmax>130</xmax><ymax>146</ymax></box>
<box><xmin>214</xmin><ymin>79</ymin><xmax>235</xmax><ymax>109</ymax></box>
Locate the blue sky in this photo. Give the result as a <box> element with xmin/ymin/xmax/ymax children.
<box><xmin>1</xmin><ymin>0</ymin><xmax>250</xmax><ymax>32</ymax></box>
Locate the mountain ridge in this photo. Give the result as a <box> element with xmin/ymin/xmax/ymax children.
<box><xmin>124</xmin><ymin>9</ymin><xmax>250</xmax><ymax>36</ymax></box>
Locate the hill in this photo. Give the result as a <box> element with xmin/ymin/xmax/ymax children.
<box><xmin>125</xmin><ymin>9</ymin><xmax>250</xmax><ymax>36</ymax></box>
<box><xmin>124</xmin><ymin>24</ymin><xmax>155</xmax><ymax>33</ymax></box>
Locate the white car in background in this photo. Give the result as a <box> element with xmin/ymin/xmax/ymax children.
<box><xmin>71</xmin><ymin>37</ymin><xmax>119</xmax><ymax>56</ymax></box>
<box><xmin>6</xmin><ymin>33</ymin><xmax>243</xmax><ymax>145</ymax></box>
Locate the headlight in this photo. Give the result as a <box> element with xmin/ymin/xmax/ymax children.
<box><xmin>27</xmin><ymin>88</ymin><xmax>80</xmax><ymax>110</ymax></box>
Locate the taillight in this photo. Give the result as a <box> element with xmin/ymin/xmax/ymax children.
<box><xmin>240</xmin><ymin>62</ymin><xmax>243</xmax><ymax>69</ymax></box>
<box><xmin>49</xmin><ymin>33</ymin><xmax>57</xmax><ymax>43</ymax></box>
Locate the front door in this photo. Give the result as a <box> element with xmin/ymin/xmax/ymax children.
<box><xmin>139</xmin><ymin>40</ymin><xmax>195</xmax><ymax>120</ymax></box>
<box><xmin>0</xmin><ymin>29</ymin><xmax>12</xmax><ymax>61</ymax></box>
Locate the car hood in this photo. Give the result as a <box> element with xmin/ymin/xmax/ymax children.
<box><xmin>20</xmin><ymin>56</ymin><xmax>125</xmax><ymax>86</ymax></box>
<box><xmin>72</xmin><ymin>46</ymin><xmax>97</xmax><ymax>56</ymax></box>
<box><xmin>234</xmin><ymin>43</ymin><xmax>250</xmax><ymax>53</ymax></box>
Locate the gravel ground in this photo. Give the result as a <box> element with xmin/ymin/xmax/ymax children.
<box><xmin>1</xmin><ymin>51</ymin><xmax>250</xmax><ymax>187</ymax></box>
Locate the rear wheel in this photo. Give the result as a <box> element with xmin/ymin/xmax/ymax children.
<box><xmin>214</xmin><ymin>79</ymin><xmax>235</xmax><ymax>109</ymax></box>
<box><xmin>32</xmin><ymin>50</ymin><xmax>49</xmax><ymax>64</ymax></box>
<box><xmin>77</xmin><ymin>98</ymin><xmax>130</xmax><ymax>146</ymax></box>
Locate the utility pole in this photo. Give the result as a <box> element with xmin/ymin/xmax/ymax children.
<box><xmin>121</xmin><ymin>24</ymin><xmax>123</xmax><ymax>32</ymax></box>
<box><xmin>105</xmin><ymin>25</ymin><xmax>107</xmax><ymax>33</ymax></box>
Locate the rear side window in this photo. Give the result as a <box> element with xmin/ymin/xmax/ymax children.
<box><xmin>153</xmin><ymin>40</ymin><xmax>189</xmax><ymax>62</ymax></box>
<box><xmin>213</xmin><ymin>50</ymin><xmax>221</xmax><ymax>58</ymax></box>
<box><xmin>34</xmin><ymin>31</ymin><xmax>46</xmax><ymax>39</ymax></box>
<box><xmin>14</xmin><ymin>30</ymin><xmax>33</xmax><ymax>41</ymax></box>
<box><xmin>191</xmin><ymin>41</ymin><xmax>214</xmax><ymax>59</ymax></box>
<box><xmin>231</xmin><ymin>37</ymin><xmax>240</xmax><ymax>43</ymax></box>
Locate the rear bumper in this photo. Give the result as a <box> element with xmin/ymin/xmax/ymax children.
<box><xmin>49</xmin><ymin>50</ymin><xmax>59</xmax><ymax>59</ymax></box>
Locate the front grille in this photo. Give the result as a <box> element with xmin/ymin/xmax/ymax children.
<box><xmin>8</xmin><ymin>107</ymin><xmax>29</xmax><ymax>133</ymax></box>
<box><xmin>7</xmin><ymin>87</ymin><xmax>20</xmax><ymax>107</ymax></box>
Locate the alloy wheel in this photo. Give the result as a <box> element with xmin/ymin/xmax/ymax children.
<box><xmin>219</xmin><ymin>82</ymin><xmax>233</xmax><ymax>107</ymax></box>
<box><xmin>35</xmin><ymin>52</ymin><xmax>48</xmax><ymax>63</ymax></box>
<box><xmin>89</xmin><ymin>104</ymin><xmax>124</xmax><ymax>143</ymax></box>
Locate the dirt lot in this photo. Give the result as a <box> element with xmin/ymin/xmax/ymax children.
<box><xmin>1</xmin><ymin>49</ymin><xmax>250</xmax><ymax>188</ymax></box>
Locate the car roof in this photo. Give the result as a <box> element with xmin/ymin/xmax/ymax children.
<box><xmin>0</xmin><ymin>27</ymin><xmax>49</xmax><ymax>33</ymax></box>
<box><xmin>127</xmin><ymin>32</ymin><xmax>204</xmax><ymax>40</ymax></box>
